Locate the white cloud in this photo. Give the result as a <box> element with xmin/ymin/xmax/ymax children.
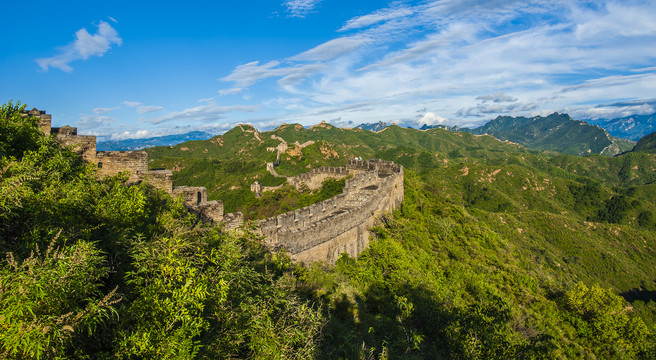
<box><xmin>137</xmin><ymin>105</ymin><xmax>163</xmax><ymax>114</ymax></box>
<box><xmin>418</xmin><ymin>112</ymin><xmax>448</xmax><ymax>126</ymax></box>
<box><xmin>213</xmin><ymin>0</ymin><xmax>656</xmax><ymax>128</ymax></box>
<box><xmin>151</xmin><ymin>103</ymin><xmax>259</xmax><ymax>124</ymax></box>
<box><xmin>93</xmin><ymin>106</ymin><xmax>119</xmax><ymax>114</ymax></box>
<box><xmin>291</xmin><ymin>37</ymin><xmax>369</xmax><ymax>62</ymax></box>
<box><xmin>74</xmin><ymin>114</ymin><xmax>117</xmax><ymax>134</ymax></box>
<box><xmin>218</xmin><ymin>87</ymin><xmax>243</xmax><ymax>96</ymax></box>
<box><xmin>35</xmin><ymin>21</ymin><xmax>122</xmax><ymax>72</ymax></box>
<box><xmin>476</xmin><ymin>93</ymin><xmax>518</xmax><ymax>103</ymax></box>
<box><xmin>123</xmin><ymin>101</ymin><xmax>141</xmax><ymax>107</ymax></box>
<box><xmin>284</xmin><ymin>0</ymin><xmax>322</xmax><ymax>18</ymax></box>
<box><xmin>110</xmin><ymin>130</ymin><xmax>153</xmax><ymax>140</ymax></box>
<box><xmin>221</xmin><ymin>60</ymin><xmax>324</xmax><ymax>90</ymax></box>
<box><xmin>339</xmin><ymin>7</ymin><xmax>413</xmax><ymax>32</ymax></box>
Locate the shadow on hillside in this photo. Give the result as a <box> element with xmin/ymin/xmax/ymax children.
<box><xmin>313</xmin><ymin>282</ymin><xmax>553</xmax><ymax>359</ymax></box>
<box><xmin>314</xmin><ymin>284</ymin><xmax>448</xmax><ymax>359</ymax></box>
<box><xmin>620</xmin><ymin>286</ymin><xmax>656</xmax><ymax>303</ymax></box>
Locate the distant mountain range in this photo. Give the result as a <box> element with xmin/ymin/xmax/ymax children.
<box><xmin>463</xmin><ymin>113</ymin><xmax>634</xmax><ymax>156</ymax></box>
<box><xmin>357</xmin><ymin>113</ymin><xmax>634</xmax><ymax>156</ymax></box>
<box><xmin>355</xmin><ymin>121</ymin><xmax>390</xmax><ymax>132</ymax></box>
<box><xmin>588</xmin><ymin>113</ymin><xmax>656</xmax><ymax>141</ymax></box>
<box><xmin>97</xmin><ymin>131</ymin><xmax>213</xmax><ymax>151</ymax></box>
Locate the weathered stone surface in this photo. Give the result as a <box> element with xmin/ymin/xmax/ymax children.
<box><xmin>258</xmin><ymin>159</ymin><xmax>404</xmax><ymax>264</ymax></box>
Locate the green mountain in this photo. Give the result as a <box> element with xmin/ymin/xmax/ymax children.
<box><xmin>4</xmin><ymin>102</ymin><xmax>656</xmax><ymax>359</ymax></box>
<box><xmin>465</xmin><ymin>112</ymin><xmax>635</xmax><ymax>156</ymax></box>
<box><xmin>145</xmin><ymin>123</ymin><xmax>533</xmax><ymax>212</ymax></box>
<box><xmin>633</xmin><ymin>131</ymin><xmax>656</xmax><ymax>153</ymax></box>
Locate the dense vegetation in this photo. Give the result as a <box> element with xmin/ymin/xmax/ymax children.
<box><xmin>0</xmin><ymin>103</ymin><xmax>322</xmax><ymax>359</ymax></box>
<box><xmin>3</xmin><ymin>102</ymin><xmax>656</xmax><ymax>358</ymax></box>
<box><xmin>633</xmin><ymin>131</ymin><xmax>656</xmax><ymax>153</ymax></box>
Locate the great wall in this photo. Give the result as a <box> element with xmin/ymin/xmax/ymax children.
<box><xmin>25</xmin><ymin>108</ymin><xmax>404</xmax><ymax>264</ymax></box>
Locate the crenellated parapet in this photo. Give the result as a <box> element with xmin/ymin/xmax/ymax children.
<box><xmin>258</xmin><ymin>159</ymin><xmax>404</xmax><ymax>264</ymax></box>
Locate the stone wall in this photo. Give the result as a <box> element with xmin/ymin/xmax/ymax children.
<box><xmin>58</xmin><ymin>134</ymin><xmax>98</xmax><ymax>163</ymax></box>
<box><xmin>23</xmin><ymin>108</ymin><xmax>51</xmax><ymax>136</ymax></box>
<box><xmin>258</xmin><ymin>159</ymin><xmax>404</xmax><ymax>264</ymax></box>
<box><xmin>96</xmin><ymin>151</ymin><xmax>148</xmax><ymax>183</ymax></box>
<box><xmin>287</xmin><ymin>166</ymin><xmax>353</xmax><ymax>190</ymax></box>
<box><xmin>141</xmin><ymin>170</ymin><xmax>173</xmax><ymax>194</ymax></box>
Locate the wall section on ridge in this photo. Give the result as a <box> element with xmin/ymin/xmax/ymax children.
<box><xmin>258</xmin><ymin>159</ymin><xmax>404</xmax><ymax>264</ymax></box>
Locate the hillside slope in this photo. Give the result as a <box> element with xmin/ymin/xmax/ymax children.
<box><xmin>4</xmin><ymin>103</ymin><xmax>656</xmax><ymax>359</ymax></box>
<box><xmin>145</xmin><ymin>123</ymin><xmax>532</xmax><ymax>211</ymax></box>
<box><xmin>633</xmin><ymin>131</ymin><xmax>656</xmax><ymax>153</ymax></box>
<box><xmin>465</xmin><ymin>113</ymin><xmax>634</xmax><ymax>156</ymax></box>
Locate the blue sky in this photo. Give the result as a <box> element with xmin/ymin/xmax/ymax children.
<box><xmin>2</xmin><ymin>0</ymin><xmax>655</xmax><ymax>140</ymax></box>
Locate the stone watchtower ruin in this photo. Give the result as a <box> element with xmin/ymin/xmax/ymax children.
<box><xmin>24</xmin><ymin>108</ymin><xmax>242</xmax><ymax>228</ymax></box>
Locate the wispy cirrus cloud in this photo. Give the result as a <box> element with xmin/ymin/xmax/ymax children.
<box><xmin>219</xmin><ymin>61</ymin><xmax>324</xmax><ymax>94</ymax></box>
<box><xmin>150</xmin><ymin>102</ymin><xmax>259</xmax><ymax>124</ymax></box>
<box><xmin>36</xmin><ymin>21</ymin><xmax>122</xmax><ymax>72</ymax></box>
<box><xmin>137</xmin><ymin>105</ymin><xmax>163</xmax><ymax>114</ymax></box>
<box><xmin>123</xmin><ymin>101</ymin><xmax>164</xmax><ymax>114</ymax></box>
<box><xmin>283</xmin><ymin>0</ymin><xmax>322</xmax><ymax>17</ymax></box>
<box><xmin>218</xmin><ymin>0</ymin><xmax>656</xmax><ymax>128</ymax></box>
<box><xmin>93</xmin><ymin>106</ymin><xmax>119</xmax><ymax>114</ymax></box>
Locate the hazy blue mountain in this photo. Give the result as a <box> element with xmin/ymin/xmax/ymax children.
<box><xmin>464</xmin><ymin>112</ymin><xmax>634</xmax><ymax>156</ymax></box>
<box><xmin>420</xmin><ymin>124</ymin><xmax>460</xmax><ymax>131</ymax></box>
<box><xmin>589</xmin><ymin>113</ymin><xmax>656</xmax><ymax>141</ymax></box>
<box><xmin>355</xmin><ymin>121</ymin><xmax>390</xmax><ymax>132</ymax></box>
<box><xmin>97</xmin><ymin>131</ymin><xmax>213</xmax><ymax>151</ymax></box>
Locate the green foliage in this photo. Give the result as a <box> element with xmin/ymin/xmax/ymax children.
<box><xmin>3</xmin><ymin>101</ymin><xmax>656</xmax><ymax>358</ymax></box>
<box><xmin>562</xmin><ymin>283</ymin><xmax>654</xmax><ymax>358</ymax></box>
<box><xmin>0</xmin><ymin>102</ymin><xmax>43</xmax><ymax>160</ymax></box>
<box><xmin>241</xmin><ymin>177</ymin><xmax>347</xmax><ymax>220</ymax></box>
<box><xmin>0</xmin><ymin>240</ymin><xmax>118</xmax><ymax>359</ymax></box>
<box><xmin>0</xmin><ymin>103</ymin><xmax>323</xmax><ymax>358</ymax></box>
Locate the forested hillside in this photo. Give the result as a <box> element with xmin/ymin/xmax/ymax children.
<box><xmin>148</xmin><ymin>118</ymin><xmax>656</xmax><ymax>358</ymax></box>
<box><xmin>464</xmin><ymin>113</ymin><xmax>635</xmax><ymax>156</ymax></box>
<box><xmin>633</xmin><ymin>131</ymin><xmax>656</xmax><ymax>153</ymax></box>
<box><xmin>2</xmin><ymin>102</ymin><xmax>656</xmax><ymax>359</ymax></box>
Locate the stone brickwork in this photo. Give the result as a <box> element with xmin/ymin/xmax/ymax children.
<box><xmin>22</xmin><ymin>108</ymin><xmax>51</xmax><ymax>136</ymax></box>
<box><xmin>141</xmin><ymin>170</ymin><xmax>173</xmax><ymax>194</ymax></box>
<box><xmin>258</xmin><ymin>159</ymin><xmax>404</xmax><ymax>264</ymax></box>
<box><xmin>96</xmin><ymin>151</ymin><xmax>148</xmax><ymax>183</ymax></box>
<box><xmin>287</xmin><ymin>166</ymin><xmax>353</xmax><ymax>190</ymax></box>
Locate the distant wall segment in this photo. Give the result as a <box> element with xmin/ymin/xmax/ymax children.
<box><xmin>25</xmin><ymin>108</ymin><xmax>243</xmax><ymax>228</ymax></box>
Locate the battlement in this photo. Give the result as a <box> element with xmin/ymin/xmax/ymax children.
<box><xmin>258</xmin><ymin>158</ymin><xmax>404</xmax><ymax>264</ymax></box>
